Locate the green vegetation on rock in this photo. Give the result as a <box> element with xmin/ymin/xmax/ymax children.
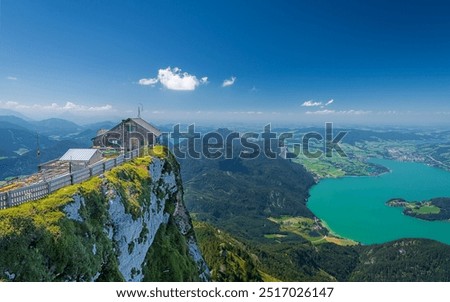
<box><xmin>387</xmin><ymin>197</ymin><xmax>450</xmax><ymax>221</ymax></box>
<box><xmin>193</xmin><ymin>221</ymin><xmax>271</xmax><ymax>282</ymax></box>
<box><xmin>105</xmin><ymin>156</ymin><xmax>152</xmax><ymax>219</ymax></box>
<box><xmin>142</xmin><ymin>219</ymin><xmax>200</xmax><ymax>282</ymax></box>
<box><xmin>0</xmin><ymin>177</ymin><xmax>122</xmax><ymax>281</ymax></box>
<box><xmin>0</xmin><ymin>150</ymin><xmax>205</xmax><ymax>282</ymax></box>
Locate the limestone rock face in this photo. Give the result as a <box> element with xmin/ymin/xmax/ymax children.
<box><xmin>100</xmin><ymin>157</ymin><xmax>209</xmax><ymax>281</ymax></box>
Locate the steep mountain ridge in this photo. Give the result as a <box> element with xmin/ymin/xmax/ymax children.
<box><xmin>0</xmin><ymin>149</ymin><xmax>209</xmax><ymax>281</ymax></box>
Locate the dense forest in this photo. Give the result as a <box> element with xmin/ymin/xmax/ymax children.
<box><xmin>194</xmin><ymin>222</ymin><xmax>450</xmax><ymax>282</ymax></box>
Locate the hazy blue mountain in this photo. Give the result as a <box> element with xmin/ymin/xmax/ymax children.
<box><xmin>0</xmin><ymin>115</ymin><xmax>97</xmax><ymax>180</ymax></box>
<box><xmin>0</xmin><ymin>109</ymin><xmax>32</xmax><ymax>121</ymax></box>
<box><xmin>31</xmin><ymin>118</ymin><xmax>83</xmax><ymax>136</ymax></box>
<box><xmin>0</xmin><ymin>128</ymin><xmax>52</xmax><ymax>154</ymax></box>
<box><xmin>83</xmin><ymin>121</ymin><xmax>117</xmax><ymax>132</ymax></box>
<box><xmin>0</xmin><ymin>115</ymin><xmax>35</xmax><ymax>130</ymax></box>
<box><xmin>0</xmin><ymin>121</ymin><xmax>29</xmax><ymax>131</ymax></box>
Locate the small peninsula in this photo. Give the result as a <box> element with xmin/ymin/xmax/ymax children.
<box><xmin>386</xmin><ymin>197</ymin><xmax>450</xmax><ymax>221</ymax></box>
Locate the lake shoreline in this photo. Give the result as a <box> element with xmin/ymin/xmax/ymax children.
<box><xmin>306</xmin><ymin>158</ymin><xmax>450</xmax><ymax>245</ymax></box>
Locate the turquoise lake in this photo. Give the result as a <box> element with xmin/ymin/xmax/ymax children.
<box><xmin>307</xmin><ymin>159</ymin><xmax>450</xmax><ymax>245</ymax></box>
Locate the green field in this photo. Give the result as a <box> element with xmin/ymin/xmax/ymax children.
<box><xmin>291</xmin><ymin>142</ymin><xmax>388</xmax><ymax>179</ymax></box>
<box><xmin>291</xmin><ymin>137</ymin><xmax>450</xmax><ymax>179</ymax></box>
<box><xmin>412</xmin><ymin>205</ymin><xmax>441</xmax><ymax>215</ymax></box>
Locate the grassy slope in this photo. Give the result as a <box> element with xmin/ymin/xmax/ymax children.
<box><xmin>268</xmin><ymin>216</ymin><xmax>357</xmax><ymax>246</ymax></box>
<box><xmin>0</xmin><ymin>176</ymin><xmax>122</xmax><ymax>281</ymax></box>
<box><xmin>193</xmin><ymin>221</ymin><xmax>275</xmax><ymax>282</ymax></box>
<box><xmin>143</xmin><ymin>220</ymin><xmax>201</xmax><ymax>281</ymax></box>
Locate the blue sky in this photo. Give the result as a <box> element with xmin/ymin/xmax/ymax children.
<box><xmin>1</xmin><ymin>0</ymin><xmax>450</xmax><ymax>126</ymax></box>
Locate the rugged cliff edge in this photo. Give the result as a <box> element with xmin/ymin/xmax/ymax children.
<box><xmin>0</xmin><ymin>148</ymin><xmax>210</xmax><ymax>281</ymax></box>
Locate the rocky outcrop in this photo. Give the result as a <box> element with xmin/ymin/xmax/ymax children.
<box><xmin>0</xmin><ymin>151</ymin><xmax>209</xmax><ymax>282</ymax></box>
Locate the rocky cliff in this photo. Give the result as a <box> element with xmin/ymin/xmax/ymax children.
<box><xmin>0</xmin><ymin>148</ymin><xmax>210</xmax><ymax>281</ymax></box>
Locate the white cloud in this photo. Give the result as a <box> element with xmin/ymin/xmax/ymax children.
<box><xmin>139</xmin><ymin>67</ymin><xmax>207</xmax><ymax>91</ymax></box>
<box><xmin>138</xmin><ymin>78</ymin><xmax>159</xmax><ymax>86</ymax></box>
<box><xmin>228</xmin><ymin>111</ymin><xmax>263</xmax><ymax>115</ymax></box>
<box><xmin>222</xmin><ymin>76</ymin><xmax>236</xmax><ymax>87</ymax></box>
<box><xmin>88</xmin><ymin>104</ymin><xmax>113</xmax><ymax>111</ymax></box>
<box><xmin>305</xmin><ymin>109</ymin><xmax>335</xmax><ymax>114</ymax></box>
<box><xmin>0</xmin><ymin>100</ymin><xmax>113</xmax><ymax>112</ymax></box>
<box><xmin>377</xmin><ymin>110</ymin><xmax>398</xmax><ymax>115</ymax></box>
<box><xmin>63</xmin><ymin>102</ymin><xmax>77</xmax><ymax>110</ymax></box>
<box><xmin>302</xmin><ymin>99</ymin><xmax>334</xmax><ymax>107</ymax></box>
<box><xmin>0</xmin><ymin>100</ymin><xmax>20</xmax><ymax>109</ymax></box>
<box><xmin>44</xmin><ymin>101</ymin><xmax>113</xmax><ymax>112</ymax></box>
<box><xmin>306</xmin><ymin>109</ymin><xmax>370</xmax><ymax>115</ymax></box>
<box><xmin>343</xmin><ymin>109</ymin><xmax>370</xmax><ymax>115</ymax></box>
<box><xmin>6</xmin><ymin>76</ymin><xmax>17</xmax><ymax>81</ymax></box>
<box><xmin>5</xmin><ymin>101</ymin><xmax>19</xmax><ymax>106</ymax></box>
<box><xmin>301</xmin><ymin>100</ymin><xmax>322</xmax><ymax>107</ymax></box>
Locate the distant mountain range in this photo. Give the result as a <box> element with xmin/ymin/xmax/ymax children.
<box><xmin>0</xmin><ymin>109</ymin><xmax>33</xmax><ymax>121</ymax></box>
<box><xmin>0</xmin><ymin>114</ymin><xmax>116</xmax><ymax>180</ymax></box>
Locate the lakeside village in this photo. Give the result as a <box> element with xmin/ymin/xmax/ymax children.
<box><xmin>0</xmin><ymin>117</ymin><xmax>162</xmax><ymax>209</ymax></box>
